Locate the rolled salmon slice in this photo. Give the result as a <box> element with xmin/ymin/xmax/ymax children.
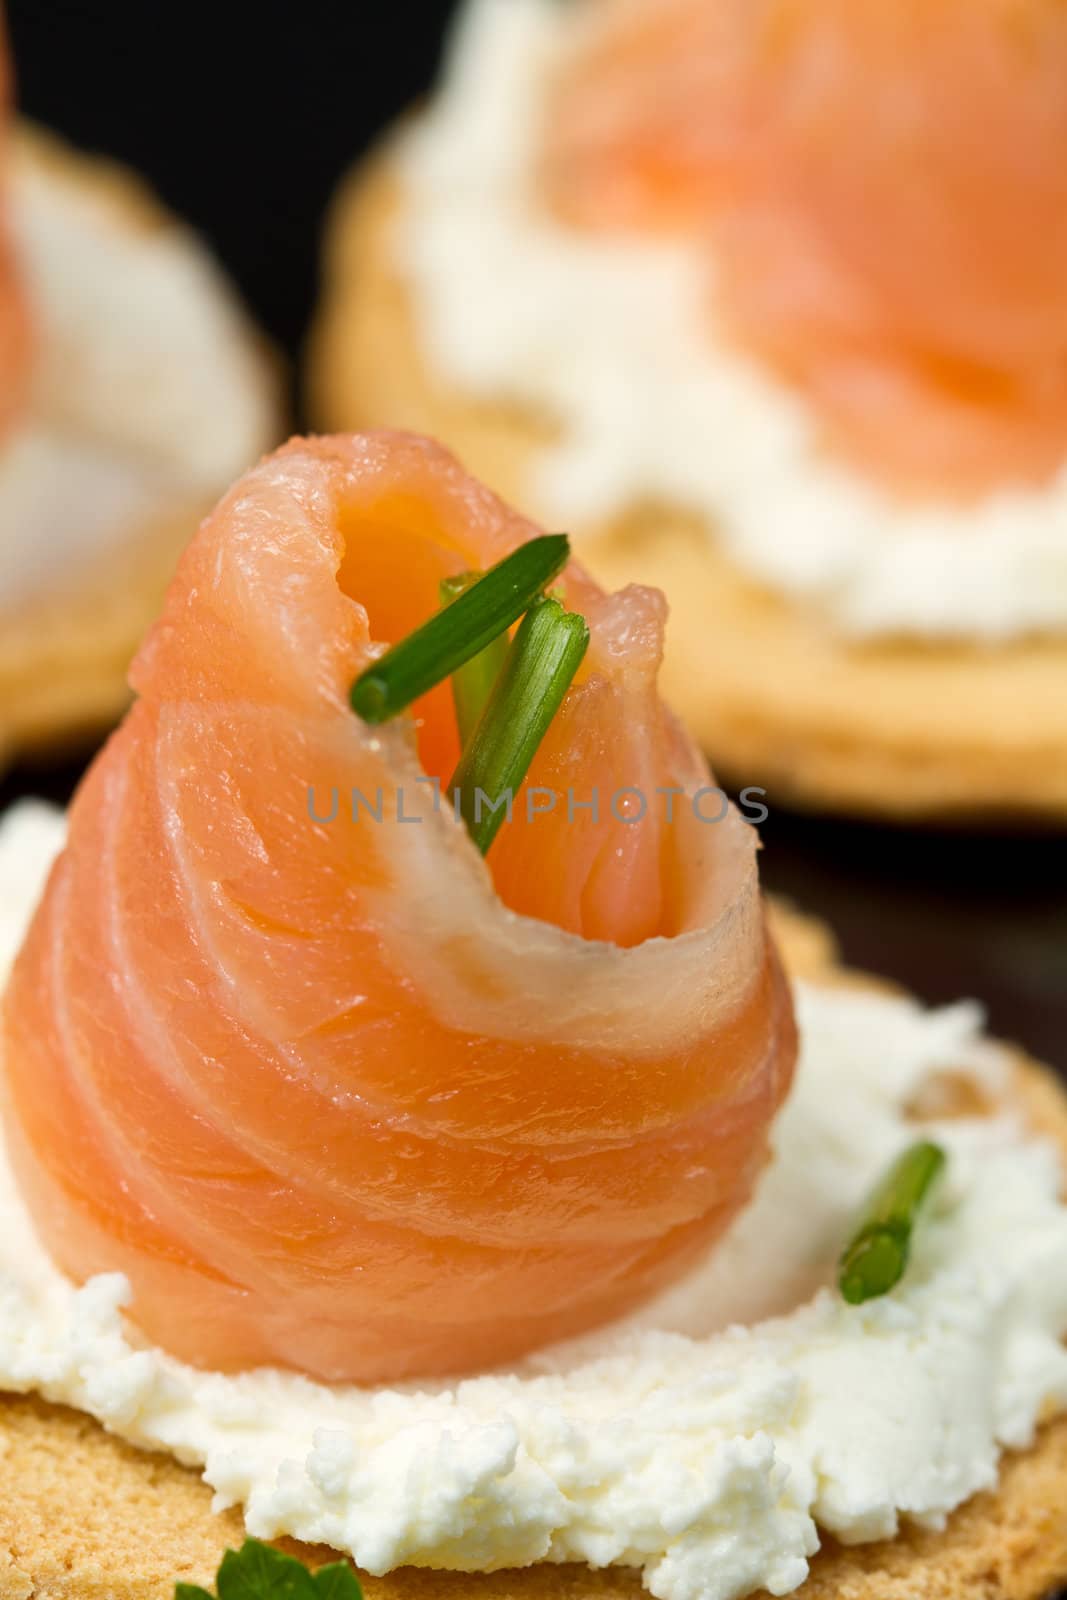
<box><xmin>2</xmin><ymin>433</ymin><xmax>795</xmax><ymax>1383</ymax></box>
<box><xmin>548</xmin><ymin>0</ymin><xmax>1067</xmax><ymax>495</ymax></box>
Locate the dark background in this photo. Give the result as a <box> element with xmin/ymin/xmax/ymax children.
<box><xmin>7</xmin><ymin>1</ymin><xmax>457</xmax><ymax>360</ymax></box>
<box><xmin>3</xmin><ymin>0</ymin><xmax>1065</xmax><ymax>1074</ymax></box>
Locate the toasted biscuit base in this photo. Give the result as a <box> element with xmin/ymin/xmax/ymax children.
<box><xmin>2</xmin><ymin>907</ymin><xmax>1067</xmax><ymax>1600</ymax></box>
<box><xmin>308</xmin><ymin>152</ymin><xmax>1067</xmax><ymax>824</ymax></box>
<box><xmin>0</xmin><ymin>126</ymin><xmax>280</xmax><ymax>774</ymax></box>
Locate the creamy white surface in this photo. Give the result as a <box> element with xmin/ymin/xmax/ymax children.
<box><xmin>398</xmin><ymin>0</ymin><xmax>1067</xmax><ymax>641</ymax></box>
<box><xmin>0</xmin><ymin>137</ymin><xmax>274</xmax><ymax>610</ymax></box>
<box><xmin>2</xmin><ymin>802</ymin><xmax>1067</xmax><ymax>1600</ymax></box>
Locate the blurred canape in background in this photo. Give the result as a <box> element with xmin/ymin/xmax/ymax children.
<box><xmin>0</xmin><ymin>15</ymin><xmax>279</xmax><ymax>774</ymax></box>
<box><xmin>311</xmin><ymin>0</ymin><xmax>1067</xmax><ymax>824</ymax></box>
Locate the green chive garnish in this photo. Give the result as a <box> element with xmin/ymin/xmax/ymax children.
<box><xmin>838</xmin><ymin>1140</ymin><xmax>947</xmax><ymax>1305</ymax></box>
<box><xmin>449</xmin><ymin>596</ymin><xmax>589</xmax><ymax>855</ymax></box>
<box><xmin>351</xmin><ymin>535</ymin><xmax>570</xmax><ymax>724</ymax></box>
<box><xmin>439</xmin><ymin>572</ymin><xmax>511</xmax><ymax>746</ymax></box>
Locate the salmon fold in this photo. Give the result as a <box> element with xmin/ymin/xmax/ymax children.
<box><xmin>2</xmin><ymin>433</ymin><xmax>796</xmax><ymax>1383</ymax></box>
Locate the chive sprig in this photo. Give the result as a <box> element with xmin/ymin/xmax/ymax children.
<box><xmin>350</xmin><ymin>535</ymin><xmax>569</xmax><ymax>724</ymax></box>
<box><xmin>838</xmin><ymin>1140</ymin><xmax>947</xmax><ymax>1305</ymax></box>
<box><xmin>449</xmin><ymin>597</ymin><xmax>590</xmax><ymax>855</ymax></box>
<box><xmin>350</xmin><ymin>534</ymin><xmax>585</xmax><ymax>856</ymax></box>
<box><xmin>439</xmin><ymin>572</ymin><xmax>511</xmax><ymax>746</ymax></box>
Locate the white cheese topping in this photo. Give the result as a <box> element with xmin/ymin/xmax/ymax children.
<box><xmin>0</xmin><ymin>135</ymin><xmax>274</xmax><ymax>611</ymax></box>
<box><xmin>397</xmin><ymin>0</ymin><xmax>1067</xmax><ymax>641</ymax></box>
<box><xmin>2</xmin><ymin>802</ymin><xmax>1067</xmax><ymax>1600</ymax></box>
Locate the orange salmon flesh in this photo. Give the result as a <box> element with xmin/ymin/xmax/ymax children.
<box><xmin>547</xmin><ymin>0</ymin><xmax>1067</xmax><ymax>497</ymax></box>
<box><xmin>1</xmin><ymin>433</ymin><xmax>796</xmax><ymax>1383</ymax></box>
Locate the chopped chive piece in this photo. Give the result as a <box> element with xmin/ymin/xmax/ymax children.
<box><xmin>838</xmin><ymin>1140</ymin><xmax>947</xmax><ymax>1305</ymax></box>
<box><xmin>351</xmin><ymin>535</ymin><xmax>570</xmax><ymax>724</ymax></box>
<box><xmin>440</xmin><ymin>572</ymin><xmax>511</xmax><ymax>746</ymax></box>
<box><xmin>450</xmin><ymin>596</ymin><xmax>589</xmax><ymax>856</ymax></box>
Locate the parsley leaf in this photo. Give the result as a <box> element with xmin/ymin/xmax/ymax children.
<box><xmin>216</xmin><ymin>1541</ymin><xmax>316</xmax><ymax>1600</ymax></box>
<box><xmin>312</xmin><ymin>1564</ymin><xmax>364</xmax><ymax>1599</ymax></box>
<box><xmin>176</xmin><ymin>1539</ymin><xmax>363</xmax><ymax>1600</ymax></box>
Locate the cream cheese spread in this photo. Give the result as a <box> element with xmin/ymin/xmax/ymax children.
<box><xmin>1</xmin><ymin>801</ymin><xmax>1067</xmax><ymax>1600</ymax></box>
<box><xmin>397</xmin><ymin>0</ymin><xmax>1067</xmax><ymax>641</ymax></box>
<box><xmin>0</xmin><ymin>134</ymin><xmax>274</xmax><ymax>612</ymax></box>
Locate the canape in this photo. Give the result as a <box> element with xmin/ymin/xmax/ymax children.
<box><xmin>0</xmin><ymin>434</ymin><xmax>1065</xmax><ymax>1600</ymax></box>
<box><xmin>0</xmin><ymin>31</ymin><xmax>278</xmax><ymax>771</ymax></box>
<box><xmin>310</xmin><ymin>0</ymin><xmax>1067</xmax><ymax>821</ymax></box>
